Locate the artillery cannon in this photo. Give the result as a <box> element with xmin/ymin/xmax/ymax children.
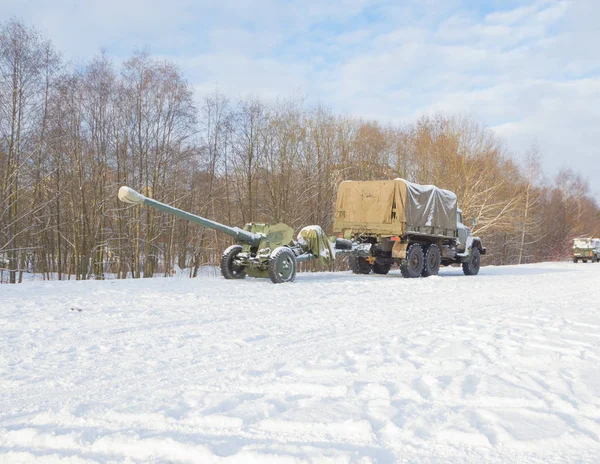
<box><xmin>118</xmin><ymin>186</ymin><xmax>364</xmax><ymax>283</ymax></box>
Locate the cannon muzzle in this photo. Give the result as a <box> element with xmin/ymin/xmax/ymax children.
<box><xmin>118</xmin><ymin>186</ymin><xmax>262</xmax><ymax>246</ymax></box>
<box><xmin>118</xmin><ymin>186</ymin><xmax>145</xmax><ymax>204</ymax></box>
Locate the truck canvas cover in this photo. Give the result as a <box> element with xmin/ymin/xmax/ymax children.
<box><xmin>334</xmin><ymin>179</ymin><xmax>458</xmax><ymax>235</ymax></box>
<box><xmin>573</xmin><ymin>238</ymin><xmax>600</xmax><ymax>250</ymax></box>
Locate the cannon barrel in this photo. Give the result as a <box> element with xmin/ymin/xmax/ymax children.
<box><xmin>118</xmin><ymin>186</ymin><xmax>261</xmax><ymax>246</ymax></box>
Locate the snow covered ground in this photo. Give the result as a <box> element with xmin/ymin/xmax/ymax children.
<box><xmin>1</xmin><ymin>262</ymin><xmax>599</xmax><ymax>463</ymax></box>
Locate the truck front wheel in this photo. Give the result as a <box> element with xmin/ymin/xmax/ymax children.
<box><xmin>422</xmin><ymin>244</ymin><xmax>441</xmax><ymax>277</ymax></box>
<box><xmin>462</xmin><ymin>248</ymin><xmax>481</xmax><ymax>276</ymax></box>
<box><xmin>400</xmin><ymin>244</ymin><xmax>424</xmax><ymax>278</ymax></box>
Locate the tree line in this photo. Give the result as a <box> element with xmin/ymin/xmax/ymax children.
<box><xmin>1</xmin><ymin>19</ymin><xmax>599</xmax><ymax>283</ymax></box>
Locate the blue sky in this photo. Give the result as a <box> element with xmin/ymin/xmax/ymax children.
<box><xmin>5</xmin><ymin>0</ymin><xmax>600</xmax><ymax>199</ymax></box>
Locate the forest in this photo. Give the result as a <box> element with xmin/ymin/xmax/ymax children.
<box><xmin>1</xmin><ymin>19</ymin><xmax>599</xmax><ymax>283</ymax></box>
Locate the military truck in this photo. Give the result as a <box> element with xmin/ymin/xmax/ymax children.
<box><xmin>333</xmin><ymin>179</ymin><xmax>486</xmax><ymax>277</ymax></box>
<box><xmin>572</xmin><ymin>238</ymin><xmax>600</xmax><ymax>263</ymax></box>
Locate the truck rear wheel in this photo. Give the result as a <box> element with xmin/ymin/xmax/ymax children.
<box><xmin>373</xmin><ymin>261</ymin><xmax>392</xmax><ymax>274</ymax></box>
<box><xmin>400</xmin><ymin>244</ymin><xmax>424</xmax><ymax>278</ymax></box>
<box><xmin>421</xmin><ymin>244</ymin><xmax>441</xmax><ymax>277</ymax></box>
<box><xmin>462</xmin><ymin>248</ymin><xmax>481</xmax><ymax>276</ymax></box>
<box><xmin>220</xmin><ymin>245</ymin><xmax>247</xmax><ymax>279</ymax></box>
<box><xmin>349</xmin><ymin>256</ymin><xmax>373</xmax><ymax>274</ymax></box>
<box><xmin>269</xmin><ymin>247</ymin><xmax>297</xmax><ymax>283</ymax></box>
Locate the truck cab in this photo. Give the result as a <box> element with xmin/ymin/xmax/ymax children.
<box><xmin>456</xmin><ymin>209</ymin><xmax>471</xmax><ymax>253</ymax></box>
<box><xmin>573</xmin><ymin>238</ymin><xmax>600</xmax><ymax>263</ymax></box>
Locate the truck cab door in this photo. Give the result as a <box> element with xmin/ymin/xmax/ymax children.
<box><xmin>456</xmin><ymin>211</ymin><xmax>472</xmax><ymax>252</ymax></box>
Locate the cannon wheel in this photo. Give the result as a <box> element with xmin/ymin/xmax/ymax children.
<box><xmin>269</xmin><ymin>247</ymin><xmax>297</xmax><ymax>283</ymax></box>
<box><xmin>220</xmin><ymin>245</ymin><xmax>247</xmax><ymax>279</ymax></box>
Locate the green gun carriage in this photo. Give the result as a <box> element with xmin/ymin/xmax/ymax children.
<box><xmin>118</xmin><ymin>187</ymin><xmax>361</xmax><ymax>283</ymax></box>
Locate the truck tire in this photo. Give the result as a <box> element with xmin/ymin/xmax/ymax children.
<box><xmin>220</xmin><ymin>245</ymin><xmax>247</xmax><ymax>279</ymax></box>
<box><xmin>349</xmin><ymin>256</ymin><xmax>372</xmax><ymax>274</ymax></box>
<box><xmin>583</xmin><ymin>259</ymin><xmax>588</xmax><ymax>263</ymax></box>
<box><xmin>573</xmin><ymin>258</ymin><xmax>578</xmax><ymax>263</ymax></box>
<box><xmin>462</xmin><ymin>247</ymin><xmax>481</xmax><ymax>276</ymax></box>
<box><xmin>400</xmin><ymin>243</ymin><xmax>424</xmax><ymax>278</ymax></box>
<box><xmin>421</xmin><ymin>244</ymin><xmax>441</xmax><ymax>277</ymax></box>
<box><xmin>268</xmin><ymin>247</ymin><xmax>296</xmax><ymax>283</ymax></box>
<box><xmin>373</xmin><ymin>261</ymin><xmax>392</xmax><ymax>274</ymax></box>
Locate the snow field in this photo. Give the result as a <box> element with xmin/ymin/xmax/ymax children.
<box><xmin>1</xmin><ymin>262</ymin><xmax>600</xmax><ymax>463</ymax></box>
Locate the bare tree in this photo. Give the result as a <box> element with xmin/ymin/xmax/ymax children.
<box><xmin>2</xmin><ymin>18</ymin><xmax>600</xmax><ymax>281</ymax></box>
<box><xmin>0</xmin><ymin>20</ymin><xmax>44</xmax><ymax>282</ymax></box>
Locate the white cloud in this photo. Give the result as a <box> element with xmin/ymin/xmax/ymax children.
<box><xmin>3</xmin><ymin>0</ymin><xmax>599</xmax><ymax>199</ymax></box>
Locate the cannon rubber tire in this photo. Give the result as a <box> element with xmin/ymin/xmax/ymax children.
<box><xmin>220</xmin><ymin>245</ymin><xmax>247</xmax><ymax>279</ymax></box>
<box><xmin>269</xmin><ymin>247</ymin><xmax>297</xmax><ymax>283</ymax></box>
<box><xmin>421</xmin><ymin>244</ymin><xmax>441</xmax><ymax>277</ymax></box>
<box><xmin>400</xmin><ymin>243</ymin><xmax>424</xmax><ymax>278</ymax></box>
<box><xmin>373</xmin><ymin>261</ymin><xmax>392</xmax><ymax>275</ymax></box>
<box><xmin>462</xmin><ymin>247</ymin><xmax>481</xmax><ymax>276</ymax></box>
<box><xmin>349</xmin><ymin>256</ymin><xmax>373</xmax><ymax>274</ymax></box>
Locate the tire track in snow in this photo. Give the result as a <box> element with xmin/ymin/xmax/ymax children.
<box><xmin>3</xmin><ymin>264</ymin><xmax>600</xmax><ymax>463</ymax></box>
